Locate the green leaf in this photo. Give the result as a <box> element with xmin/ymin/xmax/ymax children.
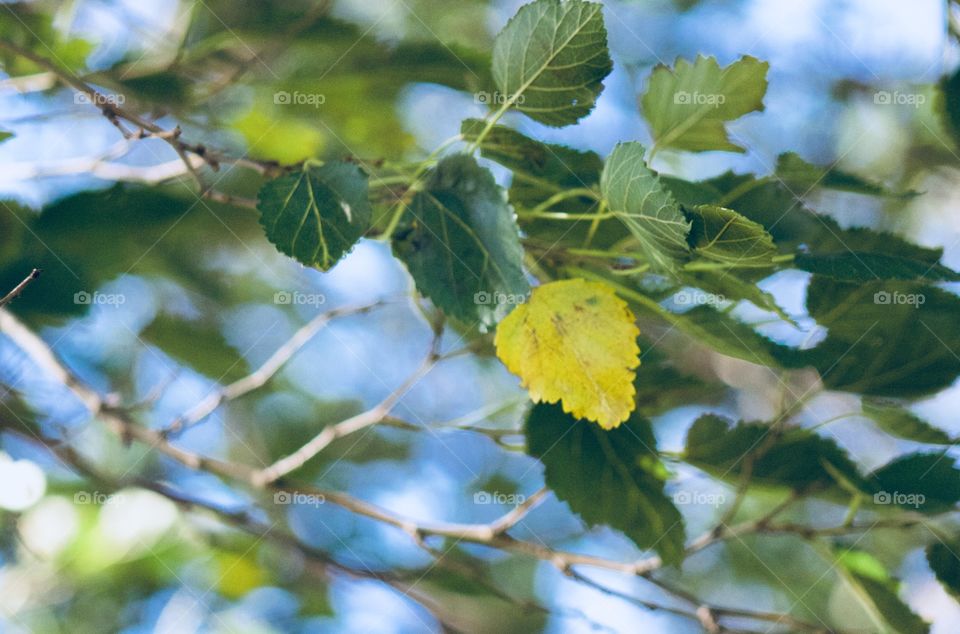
<box><xmin>141</xmin><ymin>314</ymin><xmax>249</xmax><ymax>383</ymax></box>
<box><xmin>392</xmin><ymin>154</ymin><xmax>529</xmax><ymax>328</ymax></box>
<box><xmin>257</xmin><ymin>161</ymin><xmax>372</xmax><ymax>271</ymax></box>
<box><xmin>460</xmin><ymin>119</ymin><xmax>603</xmax><ymax>206</ymax></box>
<box><xmin>525</xmin><ymin>402</ymin><xmax>686</xmax><ymax>564</ymax></box>
<box><xmin>492</xmin><ymin>0</ymin><xmax>612</xmax><ymax>127</ymax></box>
<box><xmin>601</xmin><ymin>142</ymin><xmax>691</xmax><ymax>274</ymax></box>
<box><xmin>927</xmin><ymin>539</ymin><xmax>960</xmax><ymax>600</ymax></box>
<box><xmin>665</xmin><ymin>305</ymin><xmax>781</xmax><ymax>366</ymax></box>
<box><xmin>785</xmin><ymin>278</ymin><xmax>960</xmax><ymax>397</ymax></box>
<box><xmin>684</xmin><ymin>204</ymin><xmax>777</xmax><ymax>267</ymax></box>
<box><xmin>938</xmin><ymin>66</ymin><xmax>960</xmax><ymax>148</ymax></box>
<box><xmin>794</xmin><ymin>252</ymin><xmax>960</xmax><ymax>283</ymax></box>
<box><xmin>836</xmin><ymin>549</ymin><xmax>930</xmax><ymax>634</ymax></box>
<box><xmin>0</xmin><ymin>130</ymin><xmax>12</xmax><ymax>145</ymax></box>
<box><xmin>775</xmin><ymin>152</ymin><xmax>913</xmax><ymax>198</ymax></box>
<box><xmin>862</xmin><ymin>399</ymin><xmax>952</xmax><ymax>445</ymax></box>
<box><xmin>641</xmin><ymin>55</ymin><xmax>769</xmax><ymax>153</ymax></box>
<box><xmin>869</xmin><ymin>453</ymin><xmax>960</xmax><ymax>514</ymax></box>
<box><xmin>684</xmin><ymin>414</ymin><xmax>868</xmax><ymax>492</ymax></box>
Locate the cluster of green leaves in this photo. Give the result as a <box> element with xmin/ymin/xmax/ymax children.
<box><xmin>5</xmin><ymin>0</ymin><xmax>960</xmax><ymax>629</ymax></box>
<box><xmin>248</xmin><ymin>1</ymin><xmax>960</xmax><ymax>627</ymax></box>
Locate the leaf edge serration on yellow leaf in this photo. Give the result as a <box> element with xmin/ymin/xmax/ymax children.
<box><xmin>494</xmin><ymin>278</ymin><xmax>641</xmax><ymax>430</ymax></box>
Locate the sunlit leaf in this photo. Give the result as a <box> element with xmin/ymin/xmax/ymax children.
<box><xmin>641</xmin><ymin>55</ymin><xmax>768</xmax><ymax>152</ymax></box>
<box><xmin>392</xmin><ymin>154</ymin><xmax>529</xmax><ymax>328</ymax></box>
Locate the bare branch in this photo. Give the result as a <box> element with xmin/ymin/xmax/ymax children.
<box><xmin>163</xmin><ymin>300</ymin><xmax>387</xmax><ymax>436</ymax></box>
<box><xmin>0</xmin><ymin>268</ymin><xmax>40</xmax><ymax>308</ymax></box>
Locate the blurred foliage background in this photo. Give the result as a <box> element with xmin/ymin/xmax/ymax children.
<box><xmin>2</xmin><ymin>0</ymin><xmax>960</xmax><ymax>632</ymax></box>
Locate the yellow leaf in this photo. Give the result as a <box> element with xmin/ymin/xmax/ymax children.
<box><xmin>494</xmin><ymin>279</ymin><xmax>641</xmax><ymax>429</ymax></box>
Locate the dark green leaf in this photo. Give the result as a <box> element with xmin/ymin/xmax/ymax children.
<box><xmin>684</xmin><ymin>414</ymin><xmax>868</xmax><ymax>492</ymax></box>
<box><xmin>492</xmin><ymin>0</ymin><xmax>612</xmax><ymax>127</ymax></box>
<box><xmin>257</xmin><ymin>161</ymin><xmax>372</xmax><ymax>271</ymax></box>
<box><xmin>794</xmin><ymin>252</ymin><xmax>960</xmax><ymax>282</ymax></box>
<box><xmin>869</xmin><ymin>453</ymin><xmax>960</xmax><ymax>514</ymax></box>
<box><xmin>785</xmin><ymin>278</ymin><xmax>960</xmax><ymax>397</ymax></box>
<box><xmin>392</xmin><ymin>155</ymin><xmax>529</xmax><ymax>328</ymax></box>
<box><xmin>927</xmin><ymin>539</ymin><xmax>960</xmax><ymax>600</ymax></box>
<box><xmin>775</xmin><ymin>152</ymin><xmax>913</xmax><ymax>198</ymax></box>
<box><xmin>862</xmin><ymin>399</ymin><xmax>952</xmax><ymax>444</ymax></box>
<box><xmin>460</xmin><ymin>119</ymin><xmax>602</xmax><ymax>207</ymax></box>
<box><xmin>525</xmin><ymin>402</ymin><xmax>686</xmax><ymax>564</ymax></box>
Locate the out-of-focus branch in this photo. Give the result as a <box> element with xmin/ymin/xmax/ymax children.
<box><xmin>162</xmin><ymin>300</ymin><xmax>388</xmax><ymax>436</ymax></box>
<box><xmin>0</xmin><ymin>305</ymin><xmax>838</xmax><ymax>632</ymax></box>
<box><xmin>254</xmin><ymin>328</ymin><xmax>445</xmax><ymax>485</ymax></box>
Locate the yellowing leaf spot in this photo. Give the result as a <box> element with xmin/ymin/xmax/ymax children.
<box><xmin>494</xmin><ymin>279</ymin><xmax>640</xmax><ymax>429</ymax></box>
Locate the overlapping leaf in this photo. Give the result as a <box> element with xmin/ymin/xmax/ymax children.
<box><xmin>392</xmin><ymin>154</ymin><xmax>529</xmax><ymax>328</ymax></box>
<box><xmin>863</xmin><ymin>399</ymin><xmax>952</xmax><ymax>444</ymax></box>
<box><xmin>492</xmin><ymin>0</ymin><xmax>612</xmax><ymax>126</ymax></box>
<box><xmin>257</xmin><ymin>161</ymin><xmax>372</xmax><ymax>271</ymax></box>
<box><xmin>526</xmin><ymin>402</ymin><xmax>685</xmax><ymax>564</ymax></box>
<box><xmin>495</xmin><ymin>279</ymin><xmax>640</xmax><ymax>428</ymax></box>
<box><xmin>684</xmin><ymin>204</ymin><xmax>777</xmax><ymax>267</ymax></box>
<box><xmin>601</xmin><ymin>142</ymin><xmax>691</xmax><ymax>274</ymax></box>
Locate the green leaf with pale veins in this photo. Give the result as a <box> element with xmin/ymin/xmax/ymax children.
<box><xmin>257</xmin><ymin>161</ymin><xmax>372</xmax><ymax>271</ymax></box>
<box><xmin>525</xmin><ymin>402</ymin><xmax>686</xmax><ymax>564</ymax></box>
<box><xmin>794</xmin><ymin>252</ymin><xmax>960</xmax><ymax>282</ymax></box>
<box><xmin>492</xmin><ymin>0</ymin><xmax>612</xmax><ymax>127</ymax></box>
<box><xmin>392</xmin><ymin>154</ymin><xmax>529</xmax><ymax>329</ymax></box>
<box><xmin>685</xmin><ymin>204</ymin><xmax>777</xmax><ymax>267</ymax></box>
<box><xmin>862</xmin><ymin>399</ymin><xmax>952</xmax><ymax>445</ymax></box>
<box><xmin>642</xmin><ymin>55</ymin><xmax>769</xmax><ymax>153</ymax></box>
<box><xmin>601</xmin><ymin>142</ymin><xmax>691</xmax><ymax>274</ymax></box>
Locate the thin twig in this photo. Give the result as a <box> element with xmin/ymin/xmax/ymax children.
<box><xmin>0</xmin><ymin>268</ymin><xmax>40</xmax><ymax>308</ymax></box>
